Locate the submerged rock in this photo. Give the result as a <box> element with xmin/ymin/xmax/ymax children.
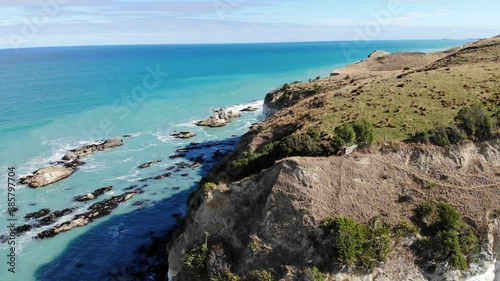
<box><xmin>138</xmin><ymin>160</ymin><xmax>162</xmax><ymax>169</ymax></box>
<box><xmin>62</xmin><ymin>138</ymin><xmax>123</xmax><ymax>161</ymax></box>
<box><xmin>37</xmin><ymin>192</ymin><xmax>136</xmax><ymax>239</ymax></box>
<box><xmin>196</xmin><ymin>108</ymin><xmax>241</xmax><ymax>128</ymax></box>
<box><xmin>74</xmin><ymin>186</ymin><xmax>113</xmax><ymax>202</ymax></box>
<box><xmin>240</xmin><ymin>106</ymin><xmax>258</xmax><ymax>112</ymax></box>
<box><xmin>171</xmin><ymin>132</ymin><xmax>196</xmax><ymax>139</ymax></box>
<box><xmin>20</xmin><ymin>167</ymin><xmax>74</xmax><ymax>188</ymax></box>
<box><xmin>24</xmin><ymin>208</ymin><xmax>50</xmax><ymax>220</ymax></box>
<box><xmin>38</xmin><ymin>208</ymin><xmax>75</xmax><ymax>226</ymax></box>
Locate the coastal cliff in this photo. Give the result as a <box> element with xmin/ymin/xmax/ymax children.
<box><xmin>166</xmin><ymin>36</ymin><xmax>500</xmax><ymax>280</ymax></box>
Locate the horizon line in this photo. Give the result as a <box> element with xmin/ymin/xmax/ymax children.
<box><xmin>0</xmin><ymin>37</ymin><xmax>478</xmax><ymax>52</ymax></box>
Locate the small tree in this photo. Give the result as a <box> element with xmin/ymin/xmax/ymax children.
<box><xmin>454</xmin><ymin>105</ymin><xmax>493</xmax><ymax>140</ymax></box>
<box><xmin>352</xmin><ymin>119</ymin><xmax>374</xmax><ymax>148</ymax></box>
<box><xmin>334</xmin><ymin>124</ymin><xmax>355</xmax><ymax>145</ymax></box>
<box><xmin>430</xmin><ymin>126</ymin><xmax>451</xmax><ymax>147</ymax></box>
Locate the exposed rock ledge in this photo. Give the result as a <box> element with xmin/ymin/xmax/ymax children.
<box><xmin>20</xmin><ymin>167</ymin><xmax>74</xmax><ymax>188</ymax></box>
<box><xmin>196</xmin><ymin>108</ymin><xmax>241</xmax><ymax>128</ymax></box>
<box><xmin>20</xmin><ymin>138</ymin><xmax>123</xmax><ymax>188</ymax></box>
<box><xmin>62</xmin><ymin>138</ymin><xmax>123</xmax><ymax>161</ymax></box>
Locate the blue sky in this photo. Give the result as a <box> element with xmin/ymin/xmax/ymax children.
<box><xmin>0</xmin><ymin>0</ymin><xmax>499</xmax><ymax>49</ymax></box>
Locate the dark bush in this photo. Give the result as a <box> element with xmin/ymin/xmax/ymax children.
<box><xmin>306</xmin><ymin>128</ymin><xmax>322</xmax><ymax>139</ymax></box>
<box><xmin>445</xmin><ymin>125</ymin><xmax>466</xmax><ymax>144</ymax></box>
<box><xmin>411</xmin><ymin>131</ymin><xmax>430</xmax><ymax>144</ymax></box>
<box><xmin>183</xmin><ymin>243</ymin><xmax>209</xmax><ymax>278</ymax></box>
<box><xmin>352</xmin><ymin>119</ymin><xmax>374</xmax><ymax>148</ymax></box>
<box><xmin>414</xmin><ymin>202</ymin><xmax>480</xmax><ymax>271</ymax></box>
<box><xmin>321</xmin><ymin>217</ymin><xmax>392</xmax><ymax>271</ymax></box>
<box><xmin>430</xmin><ymin>126</ymin><xmax>451</xmax><ymax>147</ymax></box>
<box><xmin>334</xmin><ymin>124</ymin><xmax>355</xmax><ymax>145</ymax></box>
<box><xmin>436</xmin><ymin>203</ymin><xmax>461</xmax><ymax>230</ymax></box>
<box><xmin>278</xmin><ymin>134</ymin><xmax>323</xmax><ymax>157</ymax></box>
<box><xmin>437</xmin><ymin>230</ymin><xmax>468</xmax><ymax>271</ymax></box>
<box><xmin>454</xmin><ymin>105</ymin><xmax>493</xmax><ymax>140</ymax></box>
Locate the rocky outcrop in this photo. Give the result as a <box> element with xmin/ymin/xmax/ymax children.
<box><xmin>74</xmin><ymin>186</ymin><xmax>113</xmax><ymax>202</ymax></box>
<box><xmin>37</xmin><ymin>192</ymin><xmax>136</xmax><ymax>239</ymax></box>
<box><xmin>138</xmin><ymin>160</ymin><xmax>162</xmax><ymax>169</ymax></box>
<box><xmin>240</xmin><ymin>106</ymin><xmax>258</xmax><ymax>112</ymax></box>
<box><xmin>20</xmin><ymin>167</ymin><xmax>74</xmax><ymax>188</ymax></box>
<box><xmin>62</xmin><ymin>138</ymin><xmax>123</xmax><ymax>161</ymax></box>
<box><xmin>196</xmin><ymin>108</ymin><xmax>241</xmax><ymax>128</ymax></box>
<box><xmin>171</xmin><ymin>132</ymin><xmax>196</xmax><ymax>139</ymax></box>
<box><xmin>20</xmin><ymin>138</ymin><xmax>123</xmax><ymax>188</ymax></box>
<box><xmin>263</xmin><ymin>86</ymin><xmax>319</xmax><ymax>118</ymax></box>
<box><xmin>24</xmin><ymin>208</ymin><xmax>50</xmax><ymax>220</ymax></box>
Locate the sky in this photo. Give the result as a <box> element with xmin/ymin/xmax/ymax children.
<box><xmin>0</xmin><ymin>0</ymin><xmax>499</xmax><ymax>49</ymax></box>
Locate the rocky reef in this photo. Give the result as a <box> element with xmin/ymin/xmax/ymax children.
<box><xmin>62</xmin><ymin>138</ymin><xmax>123</xmax><ymax>161</ymax></box>
<box><xmin>196</xmin><ymin>108</ymin><xmax>241</xmax><ymax>128</ymax></box>
<box><xmin>20</xmin><ymin>138</ymin><xmax>123</xmax><ymax>188</ymax></box>
<box><xmin>20</xmin><ymin>167</ymin><xmax>74</xmax><ymax>188</ymax></box>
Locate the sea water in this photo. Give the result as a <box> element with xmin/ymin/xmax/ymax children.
<box><xmin>0</xmin><ymin>39</ymin><xmax>469</xmax><ymax>281</ymax></box>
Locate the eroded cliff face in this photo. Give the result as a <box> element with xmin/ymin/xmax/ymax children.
<box><xmin>167</xmin><ymin>139</ymin><xmax>500</xmax><ymax>281</ymax></box>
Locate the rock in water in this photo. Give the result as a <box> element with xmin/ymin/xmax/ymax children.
<box><xmin>240</xmin><ymin>106</ymin><xmax>258</xmax><ymax>112</ymax></box>
<box><xmin>36</xmin><ymin>192</ymin><xmax>136</xmax><ymax>239</ymax></box>
<box><xmin>171</xmin><ymin>132</ymin><xmax>196</xmax><ymax>139</ymax></box>
<box><xmin>20</xmin><ymin>167</ymin><xmax>74</xmax><ymax>188</ymax></box>
<box><xmin>24</xmin><ymin>208</ymin><xmax>51</xmax><ymax>220</ymax></box>
<box><xmin>138</xmin><ymin>160</ymin><xmax>162</xmax><ymax>169</ymax></box>
<box><xmin>62</xmin><ymin>138</ymin><xmax>123</xmax><ymax>161</ymax></box>
<box><xmin>74</xmin><ymin>186</ymin><xmax>113</xmax><ymax>202</ymax></box>
<box><xmin>196</xmin><ymin>108</ymin><xmax>241</xmax><ymax>128</ymax></box>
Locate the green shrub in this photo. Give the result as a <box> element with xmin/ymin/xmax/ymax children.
<box><xmin>322</xmin><ymin>217</ymin><xmax>367</xmax><ymax>266</ymax></box>
<box><xmin>305</xmin><ymin>267</ymin><xmax>324</xmax><ymax>281</ymax></box>
<box><xmin>415</xmin><ymin>202</ymin><xmax>480</xmax><ymax>271</ymax></box>
<box><xmin>322</xmin><ymin>217</ymin><xmax>392</xmax><ymax>271</ymax></box>
<box><xmin>416</xmin><ymin>201</ymin><xmax>434</xmax><ymax>218</ymax></box>
<box><xmin>430</xmin><ymin>126</ymin><xmax>451</xmax><ymax>147</ymax></box>
<box><xmin>183</xmin><ymin>243</ymin><xmax>209</xmax><ymax>277</ymax></box>
<box><xmin>278</xmin><ymin>134</ymin><xmax>323</xmax><ymax>157</ymax></box>
<box><xmin>210</xmin><ymin>272</ymin><xmax>241</xmax><ymax>281</ymax></box>
<box><xmin>203</xmin><ymin>182</ymin><xmax>217</xmax><ymax>192</ymax></box>
<box><xmin>352</xmin><ymin>119</ymin><xmax>374</xmax><ymax>148</ymax></box>
<box><xmin>392</xmin><ymin>221</ymin><xmax>419</xmax><ymax>238</ymax></box>
<box><xmin>306</xmin><ymin>128</ymin><xmax>322</xmax><ymax>139</ymax></box>
<box><xmin>334</xmin><ymin>124</ymin><xmax>355</xmax><ymax>145</ymax></box>
<box><xmin>252</xmin><ymin>270</ymin><xmax>275</xmax><ymax>281</ymax></box>
<box><xmin>437</xmin><ymin>230</ymin><xmax>468</xmax><ymax>271</ymax></box>
<box><xmin>446</xmin><ymin>125</ymin><xmax>466</xmax><ymax>144</ymax></box>
<box><xmin>411</xmin><ymin>131</ymin><xmax>430</xmax><ymax>144</ymax></box>
<box><xmin>454</xmin><ymin>105</ymin><xmax>493</xmax><ymax>140</ymax></box>
<box><xmin>436</xmin><ymin>203</ymin><xmax>461</xmax><ymax>230</ymax></box>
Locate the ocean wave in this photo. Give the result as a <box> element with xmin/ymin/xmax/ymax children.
<box><xmin>223</xmin><ymin>100</ymin><xmax>264</xmax><ymax>113</ymax></box>
<box><xmin>153</xmin><ymin>130</ymin><xmax>176</xmax><ymax>143</ymax></box>
<box><xmin>102</xmin><ymin>170</ymin><xmax>141</xmax><ymax>183</ymax></box>
<box><xmin>80</xmin><ymin>161</ymin><xmax>107</xmax><ymax>172</ymax></box>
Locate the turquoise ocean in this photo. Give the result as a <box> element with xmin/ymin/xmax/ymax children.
<box><xmin>0</xmin><ymin>39</ymin><xmax>469</xmax><ymax>281</ymax></box>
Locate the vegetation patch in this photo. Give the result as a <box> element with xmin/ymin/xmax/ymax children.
<box><xmin>410</xmin><ymin>104</ymin><xmax>497</xmax><ymax>146</ymax></box>
<box><xmin>413</xmin><ymin>202</ymin><xmax>480</xmax><ymax>271</ymax></box>
<box><xmin>321</xmin><ymin>217</ymin><xmax>392</xmax><ymax>271</ymax></box>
